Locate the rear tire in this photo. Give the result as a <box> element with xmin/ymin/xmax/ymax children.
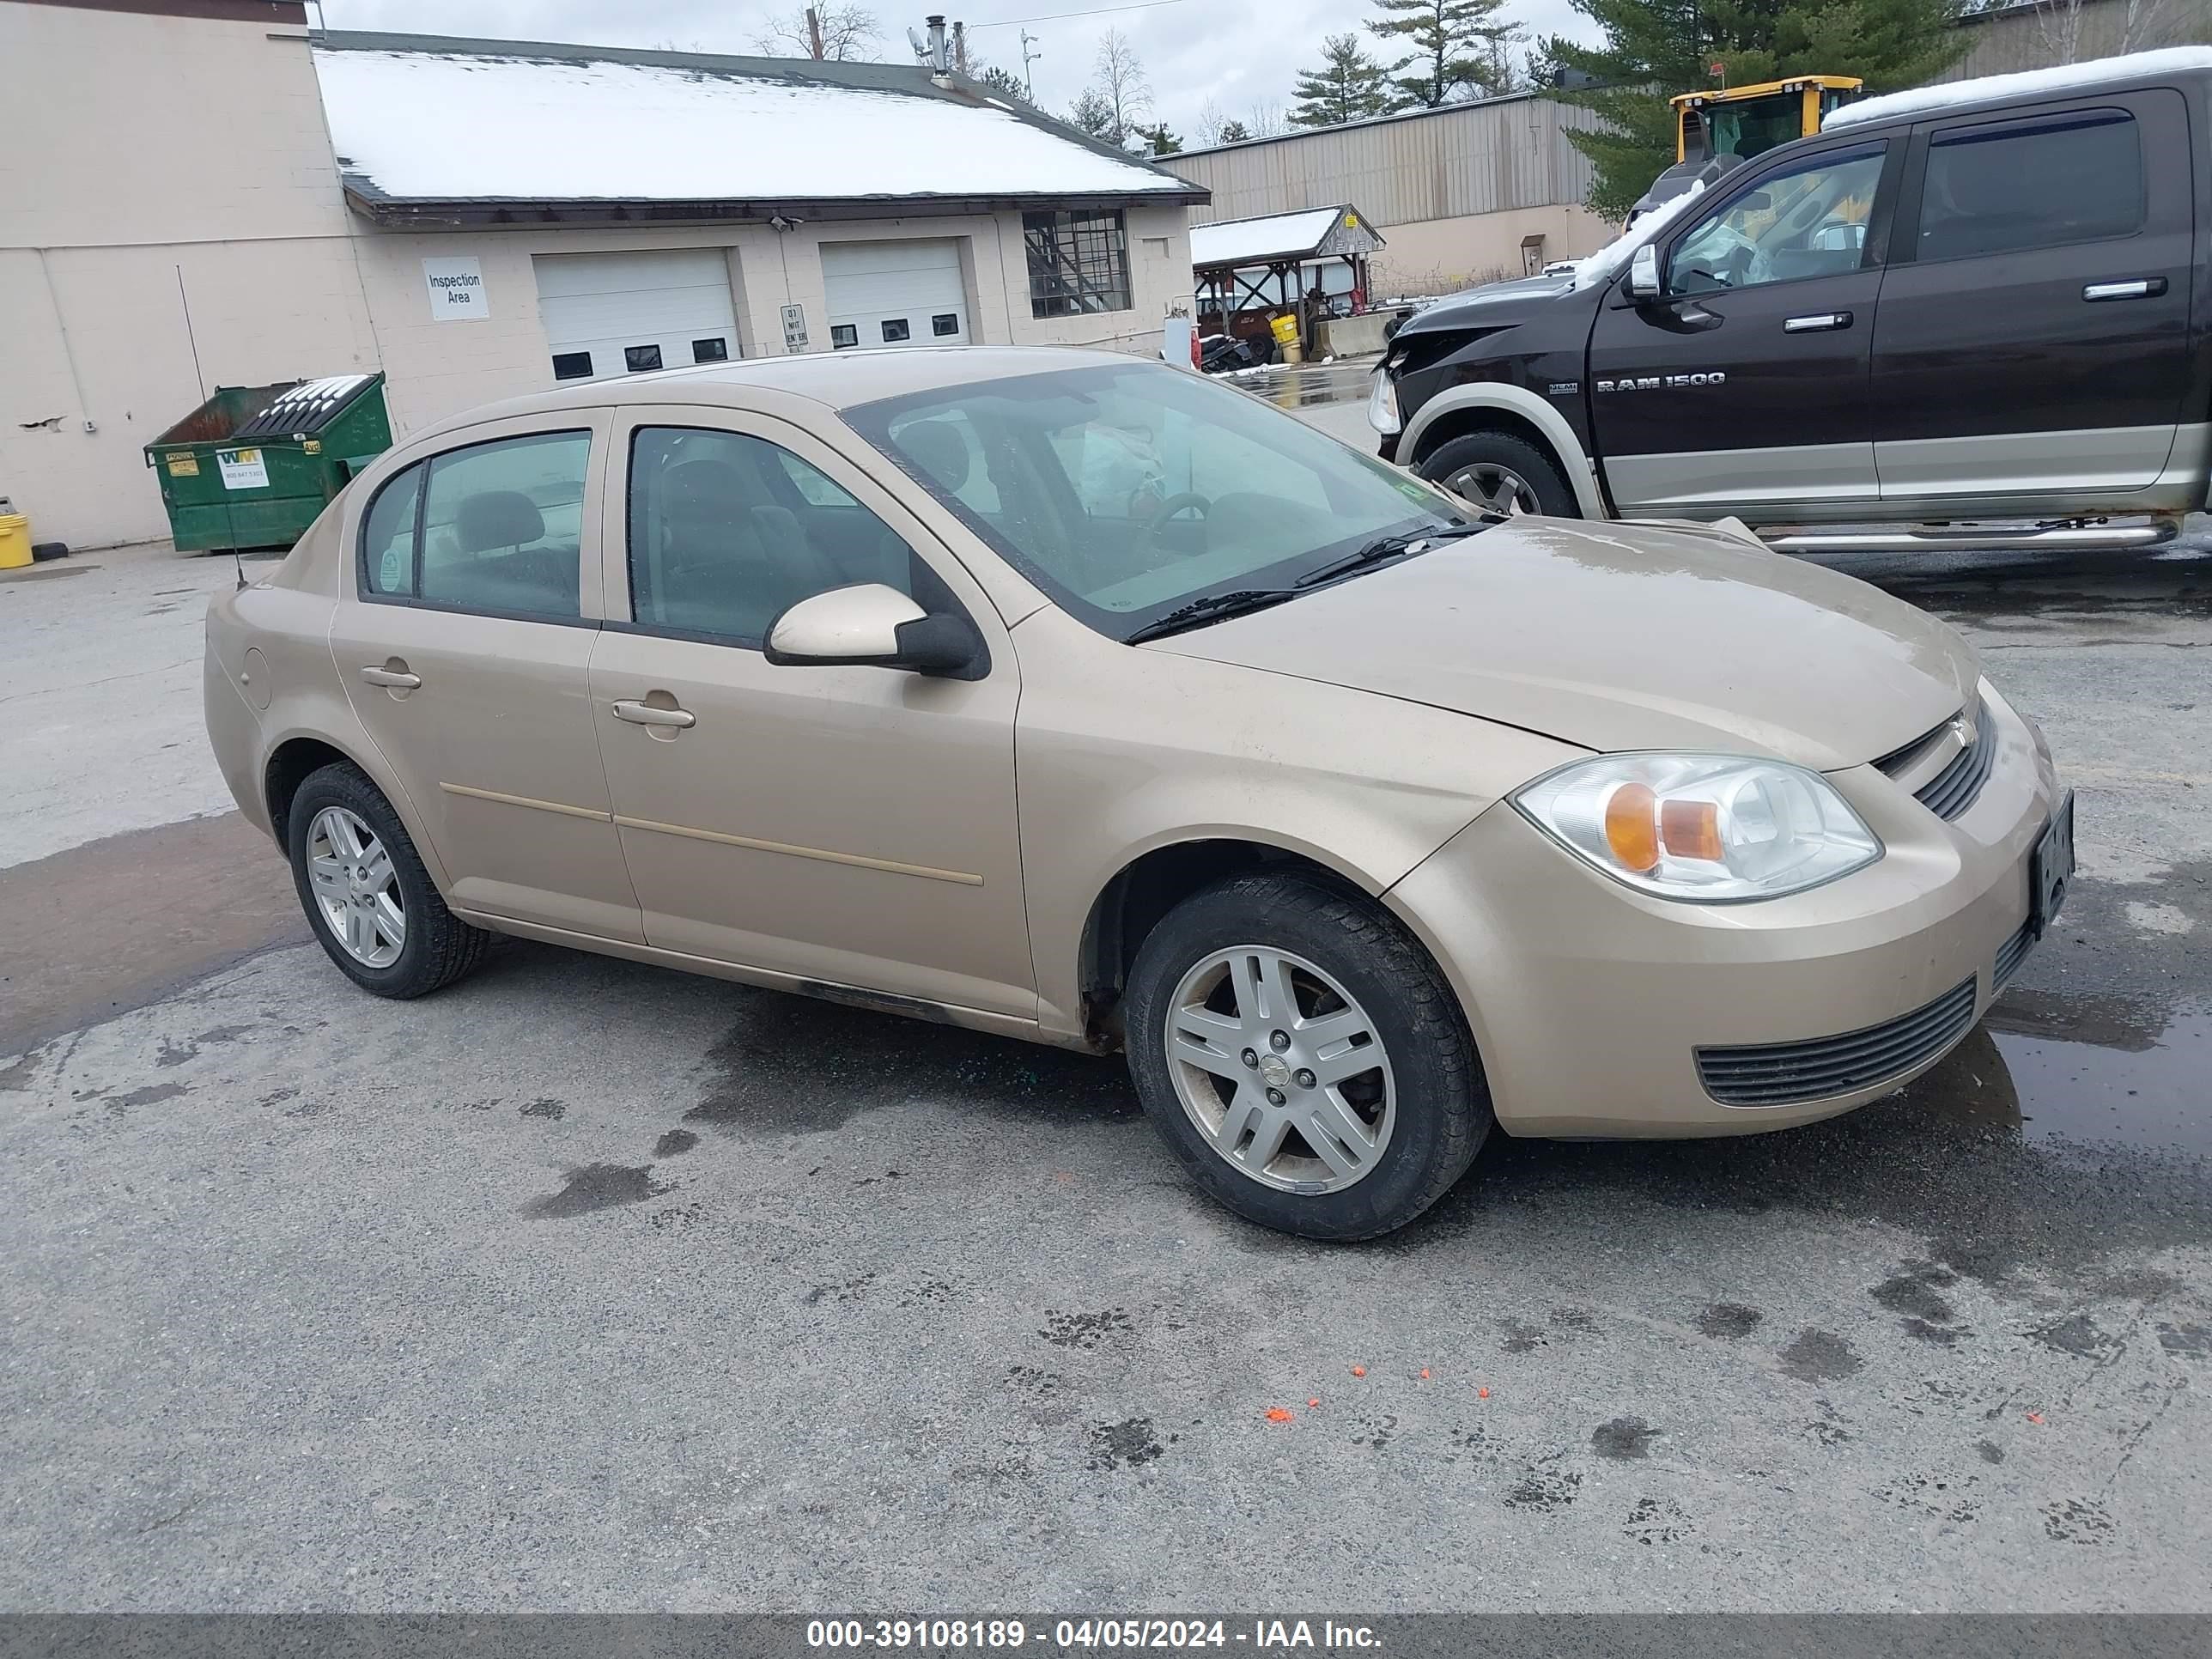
<box><xmin>1125</xmin><ymin>872</ymin><xmax>1491</xmax><ymax>1241</ymax></box>
<box><xmin>1418</xmin><ymin>431</ymin><xmax>1579</xmax><ymax>518</ymax></box>
<box><xmin>286</xmin><ymin>763</ymin><xmax>489</xmax><ymax>1000</ymax></box>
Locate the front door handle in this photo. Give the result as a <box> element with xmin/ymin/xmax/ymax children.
<box><xmin>360</xmin><ymin>664</ymin><xmax>421</xmax><ymax>690</ymax></box>
<box><xmin>2083</xmin><ymin>278</ymin><xmax>2166</xmax><ymax>301</ymax></box>
<box><xmin>1784</xmin><ymin>311</ymin><xmax>1853</xmax><ymax>332</ymax></box>
<box><xmin>611</xmin><ymin>698</ymin><xmax>696</xmax><ymax>730</ymax></box>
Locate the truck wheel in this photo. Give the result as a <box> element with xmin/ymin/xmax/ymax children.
<box><xmin>1124</xmin><ymin>872</ymin><xmax>1492</xmax><ymax>1242</ymax></box>
<box><xmin>1418</xmin><ymin>432</ymin><xmax>1579</xmax><ymax>519</ymax></box>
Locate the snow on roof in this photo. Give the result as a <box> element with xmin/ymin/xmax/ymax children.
<box><xmin>1189</xmin><ymin>207</ymin><xmax>1350</xmax><ymax>270</ymax></box>
<box><xmin>233</xmin><ymin>374</ymin><xmax>374</xmax><ymax>440</ymax></box>
<box><xmin>312</xmin><ymin>42</ymin><xmax>1189</xmax><ymax>204</ymax></box>
<box><xmin>1826</xmin><ymin>46</ymin><xmax>2212</xmax><ymax>131</ymax></box>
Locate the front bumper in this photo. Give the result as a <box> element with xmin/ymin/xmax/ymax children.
<box><xmin>1386</xmin><ymin>684</ymin><xmax>2063</xmax><ymax>1137</ymax></box>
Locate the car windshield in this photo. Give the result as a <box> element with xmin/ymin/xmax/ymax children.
<box><xmin>843</xmin><ymin>362</ymin><xmax>1469</xmax><ymax>641</ymax></box>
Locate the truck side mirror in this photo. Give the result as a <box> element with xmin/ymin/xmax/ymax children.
<box><xmin>1629</xmin><ymin>244</ymin><xmax>1662</xmax><ymax>300</ymax></box>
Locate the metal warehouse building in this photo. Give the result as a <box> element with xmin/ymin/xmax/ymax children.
<box><xmin>0</xmin><ymin>0</ymin><xmax>1204</xmax><ymax>550</ymax></box>
<box><xmin>1169</xmin><ymin>94</ymin><xmax>1619</xmax><ymax>299</ymax></box>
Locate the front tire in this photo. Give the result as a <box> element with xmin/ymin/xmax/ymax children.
<box><xmin>1418</xmin><ymin>431</ymin><xmax>1579</xmax><ymax>518</ymax></box>
<box><xmin>1125</xmin><ymin>872</ymin><xmax>1491</xmax><ymax>1241</ymax></box>
<box><xmin>287</xmin><ymin>763</ymin><xmax>489</xmax><ymax>999</ymax></box>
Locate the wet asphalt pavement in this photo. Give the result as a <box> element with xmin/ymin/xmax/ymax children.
<box><xmin>2</xmin><ymin>383</ymin><xmax>2209</xmax><ymax>1611</ymax></box>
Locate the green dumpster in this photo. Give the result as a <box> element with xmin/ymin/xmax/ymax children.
<box><xmin>143</xmin><ymin>374</ymin><xmax>392</xmax><ymax>553</ymax></box>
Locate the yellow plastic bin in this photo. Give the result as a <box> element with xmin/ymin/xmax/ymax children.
<box><xmin>0</xmin><ymin>512</ymin><xmax>31</xmax><ymax>571</ymax></box>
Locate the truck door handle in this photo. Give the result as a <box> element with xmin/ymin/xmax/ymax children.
<box><xmin>1784</xmin><ymin>311</ymin><xmax>1853</xmax><ymax>332</ymax></box>
<box><xmin>359</xmin><ymin>664</ymin><xmax>421</xmax><ymax>690</ymax></box>
<box><xmin>2083</xmin><ymin>278</ymin><xmax>2164</xmax><ymax>301</ymax></box>
<box><xmin>611</xmin><ymin>698</ymin><xmax>696</xmax><ymax>729</ymax></box>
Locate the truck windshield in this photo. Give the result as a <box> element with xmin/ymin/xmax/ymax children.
<box><xmin>844</xmin><ymin>362</ymin><xmax>1469</xmax><ymax>641</ymax></box>
<box><xmin>1707</xmin><ymin>94</ymin><xmax>1807</xmax><ymax>161</ymax></box>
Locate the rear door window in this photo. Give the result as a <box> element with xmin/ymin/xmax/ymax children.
<box><xmin>414</xmin><ymin>432</ymin><xmax>592</xmax><ymax>619</ymax></box>
<box><xmin>1915</xmin><ymin>110</ymin><xmax>2143</xmax><ymax>263</ymax></box>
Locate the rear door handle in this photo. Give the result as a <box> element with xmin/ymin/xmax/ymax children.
<box><xmin>611</xmin><ymin>699</ymin><xmax>696</xmax><ymax>729</ymax></box>
<box><xmin>1784</xmin><ymin>311</ymin><xmax>1852</xmax><ymax>332</ymax></box>
<box><xmin>360</xmin><ymin>665</ymin><xmax>421</xmax><ymax>689</ymax></box>
<box><xmin>2083</xmin><ymin>278</ymin><xmax>2165</xmax><ymax>301</ymax></box>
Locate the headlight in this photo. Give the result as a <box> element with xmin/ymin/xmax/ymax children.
<box><xmin>1367</xmin><ymin>367</ymin><xmax>1401</xmax><ymax>435</ymax></box>
<box><xmin>1512</xmin><ymin>754</ymin><xmax>1881</xmax><ymax>902</ymax></box>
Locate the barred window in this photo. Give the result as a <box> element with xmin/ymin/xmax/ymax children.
<box><xmin>1024</xmin><ymin>209</ymin><xmax>1132</xmax><ymax>319</ymax></box>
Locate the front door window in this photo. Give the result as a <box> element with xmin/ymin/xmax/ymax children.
<box><xmin>1668</xmin><ymin>146</ymin><xmax>1886</xmax><ymax>296</ymax></box>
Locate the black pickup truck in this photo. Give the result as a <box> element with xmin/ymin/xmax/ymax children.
<box><xmin>1370</xmin><ymin>48</ymin><xmax>2212</xmax><ymax>555</ymax></box>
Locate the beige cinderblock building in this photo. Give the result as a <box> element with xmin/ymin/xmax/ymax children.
<box><xmin>1</xmin><ymin>0</ymin><xmax>1203</xmax><ymax>549</ymax></box>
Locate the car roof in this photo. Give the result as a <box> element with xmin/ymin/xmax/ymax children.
<box><xmin>420</xmin><ymin>344</ymin><xmax>1144</xmax><ymax>439</ymax></box>
<box><xmin>1823</xmin><ymin>45</ymin><xmax>2212</xmax><ymax>138</ymax></box>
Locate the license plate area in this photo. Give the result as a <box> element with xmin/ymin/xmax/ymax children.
<box><xmin>2030</xmin><ymin>790</ymin><xmax>2075</xmax><ymax>939</ymax></box>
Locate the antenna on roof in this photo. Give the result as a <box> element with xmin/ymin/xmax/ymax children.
<box><xmin>908</xmin><ymin>27</ymin><xmax>928</xmax><ymax>61</ymax></box>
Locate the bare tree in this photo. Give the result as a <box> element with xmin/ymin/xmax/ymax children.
<box><xmin>1193</xmin><ymin>98</ymin><xmax>1230</xmax><ymax>148</ymax></box>
<box><xmin>2029</xmin><ymin>0</ymin><xmax>2192</xmax><ymax>63</ymax></box>
<box><xmin>752</xmin><ymin>3</ymin><xmax>883</xmax><ymax>62</ymax></box>
<box><xmin>1088</xmin><ymin>27</ymin><xmax>1154</xmax><ymax>149</ymax></box>
<box><xmin>1243</xmin><ymin>98</ymin><xmax>1288</xmax><ymax>138</ymax></box>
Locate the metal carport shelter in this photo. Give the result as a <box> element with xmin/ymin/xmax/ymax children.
<box><xmin>1190</xmin><ymin>204</ymin><xmax>1386</xmax><ymax>325</ymax></box>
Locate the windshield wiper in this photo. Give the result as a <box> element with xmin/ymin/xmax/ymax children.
<box><xmin>1291</xmin><ymin>520</ymin><xmax>1486</xmax><ymax>590</ymax></box>
<box><xmin>1124</xmin><ymin>587</ymin><xmax>1299</xmax><ymax>644</ymax></box>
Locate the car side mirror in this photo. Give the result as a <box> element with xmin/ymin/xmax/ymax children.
<box><xmin>1629</xmin><ymin>243</ymin><xmax>1662</xmax><ymax>300</ymax></box>
<box><xmin>763</xmin><ymin>582</ymin><xmax>987</xmax><ymax>679</ymax></box>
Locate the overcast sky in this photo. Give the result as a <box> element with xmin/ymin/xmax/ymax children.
<box><xmin>318</xmin><ymin>0</ymin><xmax>1600</xmax><ymax>146</ymax></box>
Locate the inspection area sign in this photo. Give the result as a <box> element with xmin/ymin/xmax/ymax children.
<box><xmin>422</xmin><ymin>257</ymin><xmax>489</xmax><ymax>321</ymax></box>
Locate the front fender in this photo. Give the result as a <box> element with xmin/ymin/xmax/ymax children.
<box><xmin>1011</xmin><ymin>609</ymin><xmax>1578</xmax><ymax>1039</ymax></box>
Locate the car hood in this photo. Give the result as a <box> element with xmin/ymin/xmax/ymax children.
<box><xmin>1395</xmin><ymin>275</ymin><xmax>1571</xmax><ymax>336</ymax></box>
<box><xmin>1145</xmin><ymin>519</ymin><xmax>1977</xmax><ymax>771</ymax></box>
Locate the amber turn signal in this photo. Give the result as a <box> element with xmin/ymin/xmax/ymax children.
<box><xmin>1603</xmin><ymin>781</ymin><xmax>1660</xmax><ymax>872</ymax></box>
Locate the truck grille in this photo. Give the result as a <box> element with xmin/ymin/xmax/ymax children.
<box><xmin>1695</xmin><ymin>976</ymin><xmax>1978</xmax><ymax>1106</ymax></box>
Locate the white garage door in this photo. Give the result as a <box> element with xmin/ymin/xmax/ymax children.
<box><xmin>821</xmin><ymin>239</ymin><xmax>969</xmax><ymax>350</ymax></box>
<box><xmin>534</xmin><ymin>249</ymin><xmax>739</xmax><ymax>385</ymax></box>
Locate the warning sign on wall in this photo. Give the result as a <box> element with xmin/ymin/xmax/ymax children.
<box><xmin>422</xmin><ymin>257</ymin><xmax>490</xmax><ymax>321</ymax></box>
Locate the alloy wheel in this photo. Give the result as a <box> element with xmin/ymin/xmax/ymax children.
<box><xmin>305</xmin><ymin>805</ymin><xmax>405</xmax><ymax>969</ymax></box>
<box><xmin>1443</xmin><ymin>462</ymin><xmax>1540</xmax><ymax>516</ymax></box>
<box><xmin>1164</xmin><ymin>945</ymin><xmax>1396</xmax><ymax>1194</ymax></box>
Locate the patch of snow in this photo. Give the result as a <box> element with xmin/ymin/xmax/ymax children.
<box><xmin>1569</xmin><ymin>180</ymin><xmax>1705</xmax><ymax>290</ymax></box>
<box><xmin>1826</xmin><ymin>46</ymin><xmax>2212</xmax><ymax>131</ymax></box>
<box><xmin>1190</xmin><ymin>206</ymin><xmax>1347</xmax><ymax>270</ymax></box>
<box><xmin>313</xmin><ymin>48</ymin><xmax>1185</xmax><ymax>202</ymax></box>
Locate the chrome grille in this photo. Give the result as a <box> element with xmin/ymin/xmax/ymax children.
<box><xmin>1873</xmin><ymin>696</ymin><xmax>1996</xmax><ymax>822</ymax></box>
<box><xmin>1695</xmin><ymin>976</ymin><xmax>1979</xmax><ymax>1107</ymax></box>
<box><xmin>1994</xmin><ymin>920</ymin><xmax>2033</xmax><ymax>989</ymax></box>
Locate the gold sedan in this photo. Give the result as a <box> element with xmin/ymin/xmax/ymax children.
<box><xmin>204</xmin><ymin>347</ymin><xmax>2070</xmax><ymax>1239</ymax></box>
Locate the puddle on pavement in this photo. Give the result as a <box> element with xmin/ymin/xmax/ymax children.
<box><xmin>1908</xmin><ymin>1009</ymin><xmax>2210</xmax><ymax>1155</ymax></box>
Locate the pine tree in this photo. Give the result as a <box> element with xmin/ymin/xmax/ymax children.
<box><xmin>1368</xmin><ymin>0</ymin><xmax>1516</xmax><ymax>108</ymax></box>
<box><xmin>1551</xmin><ymin>0</ymin><xmax>1971</xmax><ymax>219</ymax></box>
<box><xmin>976</xmin><ymin>64</ymin><xmax>1033</xmax><ymax>106</ymax></box>
<box><xmin>1133</xmin><ymin>122</ymin><xmax>1183</xmax><ymax>155</ymax></box>
<box><xmin>1217</xmin><ymin>118</ymin><xmax>1252</xmax><ymax>143</ymax></box>
<box><xmin>1289</xmin><ymin>33</ymin><xmax>1402</xmax><ymax>128</ymax></box>
<box><xmin>1067</xmin><ymin>87</ymin><xmax>1116</xmax><ymax>142</ymax></box>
